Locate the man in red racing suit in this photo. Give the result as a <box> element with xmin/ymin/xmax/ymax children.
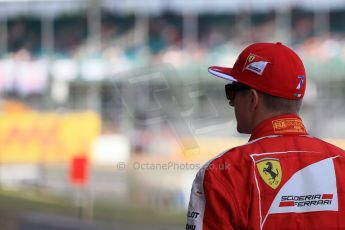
<box><xmin>186</xmin><ymin>43</ymin><xmax>345</xmax><ymax>230</ymax></box>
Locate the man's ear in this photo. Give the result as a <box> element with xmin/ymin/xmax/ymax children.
<box><xmin>249</xmin><ymin>89</ymin><xmax>260</xmax><ymax>111</ymax></box>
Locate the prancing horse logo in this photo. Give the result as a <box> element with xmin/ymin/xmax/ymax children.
<box><xmin>256</xmin><ymin>158</ymin><xmax>282</xmax><ymax>189</ymax></box>
<box><xmin>263</xmin><ymin>161</ymin><xmax>279</xmax><ymax>183</ymax></box>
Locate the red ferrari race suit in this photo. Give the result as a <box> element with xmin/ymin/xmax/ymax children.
<box><xmin>186</xmin><ymin>114</ymin><xmax>345</xmax><ymax>230</ymax></box>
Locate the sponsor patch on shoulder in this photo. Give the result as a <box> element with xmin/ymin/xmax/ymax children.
<box><xmin>243</xmin><ymin>53</ymin><xmax>270</xmax><ymax>76</ymax></box>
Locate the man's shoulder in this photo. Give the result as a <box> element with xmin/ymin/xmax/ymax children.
<box><xmin>200</xmin><ymin>144</ymin><xmax>253</xmax><ymax>173</ymax></box>
<box><xmin>192</xmin><ymin>144</ymin><xmax>254</xmax><ymax>196</ymax></box>
<box><xmin>310</xmin><ymin>136</ymin><xmax>345</xmax><ymax>153</ymax></box>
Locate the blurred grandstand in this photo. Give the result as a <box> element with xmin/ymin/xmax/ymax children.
<box><xmin>1</xmin><ymin>0</ymin><xmax>345</xmax><ymax>229</ymax></box>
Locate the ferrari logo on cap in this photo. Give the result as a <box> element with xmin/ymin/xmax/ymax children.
<box><xmin>247</xmin><ymin>54</ymin><xmax>255</xmax><ymax>62</ymax></box>
<box><xmin>244</xmin><ymin>53</ymin><xmax>270</xmax><ymax>76</ymax></box>
<box><xmin>256</xmin><ymin>158</ymin><xmax>282</xmax><ymax>189</ymax></box>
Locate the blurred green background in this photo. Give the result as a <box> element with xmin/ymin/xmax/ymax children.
<box><xmin>1</xmin><ymin>0</ymin><xmax>345</xmax><ymax>229</ymax></box>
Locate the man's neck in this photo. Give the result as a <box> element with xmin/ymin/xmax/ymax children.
<box><xmin>250</xmin><ymin>111</ymin><xmax>299</xmax><ymax>134</ymax></box>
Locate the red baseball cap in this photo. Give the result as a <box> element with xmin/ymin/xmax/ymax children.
<box><xmin>208</xmin><ymin>42</ymin><xmax>306</xmax><ymax>100</ymax></box>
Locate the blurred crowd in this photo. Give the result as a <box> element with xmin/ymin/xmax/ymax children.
<box><xmin>2</xmin><ymin>8</ymin><xmax>345</xmax><ymax>70</ymax></box>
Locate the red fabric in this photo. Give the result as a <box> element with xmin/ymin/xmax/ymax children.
<box><xmin>208</xmin><ymin>42</ymin><xmax>306</xmax><ymax>100</ymax></box>
<box><xmin>186</xmin><ymin>114</ymin><xmax>345</xmax><ymax>230</ymax></box>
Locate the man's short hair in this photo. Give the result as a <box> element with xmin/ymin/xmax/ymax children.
<box><xmin>261</xmin><ymin>93</ymin><xmax>302</xmax><ymax>114</ymax></box>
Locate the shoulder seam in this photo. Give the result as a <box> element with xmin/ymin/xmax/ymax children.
<box><xmin>203</xmin><ymin>158</ymin><xmax>243</xmax><ymax>226</ymax></box>
<box><xmin>203</xmin><ymin>170</ymin><xmax>242</xmax><ymax>228</ymax></box>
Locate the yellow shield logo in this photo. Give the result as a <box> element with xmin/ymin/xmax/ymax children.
<box><xmin>256</xmin><ymin>158</ymin><xmax>282</xmax><ymax>189</ymax></box>
<box><xmin>247</xmin><ymin>54</ymin><xmax>255</xmax><ymax>62</ymax></box>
